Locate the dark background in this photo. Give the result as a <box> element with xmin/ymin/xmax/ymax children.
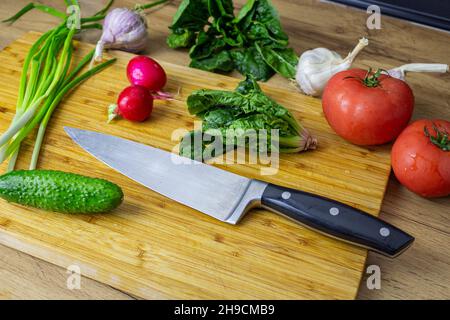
<box><xmin>331</xmin><ymin>0</ymin><xmax>450</xmax><ymax>31</ymax></box>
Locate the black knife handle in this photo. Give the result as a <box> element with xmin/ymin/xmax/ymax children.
<box><xmin>261</xmin><ymin>184</ymin><xmax>414</xmax><ymax>257</ymax></box>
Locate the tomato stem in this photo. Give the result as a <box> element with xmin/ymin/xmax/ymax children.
<box><xmin>362</xmin><ymin>68</ymin><xmax>386</xmax><ymax>87</ymax></box>
<box><xmin>344</xmin><ymin>67</ymin><xmax>388</xmax><ymax>87</ymax></box>
<box><xmin>424</xmin><ymin>123</ymin><xmax>449</xmax><ymax>151</ymax></box>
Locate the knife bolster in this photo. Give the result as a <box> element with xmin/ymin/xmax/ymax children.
<box><xmin>224</xmin><ymin>179</ymin><xmax>268</xmax><ymax>225</ymax></box>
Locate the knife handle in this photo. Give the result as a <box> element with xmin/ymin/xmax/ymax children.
<box><xmin>261</xmin><ymin>184</ymin><xmax>414</xmax><ymax>257</ymax></box>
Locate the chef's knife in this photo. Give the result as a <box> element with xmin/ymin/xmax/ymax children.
<box><xmin>65</xmin><ymin>127</ymin><xmax>414</xmax><ymax>257</ymax></box>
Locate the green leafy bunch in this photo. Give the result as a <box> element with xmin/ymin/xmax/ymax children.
<box><xmin>179</xmin><ymin>76</ymin><xmax>313</xmax><ymax>161</ymax></box>
<box><xmin>167</xmin><ymin>0</ymin><xmax>298</xmax><ymax>81</ymax></box>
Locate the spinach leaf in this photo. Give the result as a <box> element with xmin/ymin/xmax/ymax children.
<box><xmin>230</xmin><ymin>46</ymin><xmax>274</xmax><ymax>81</ymax></box>
<box><xmin>246</xmin><ymin>92</ymin><xmax>293</xmax><ymax>118</ymax></box>
<box><xmin>208</xmin><ymin>0</ymin><xmax>234</xmax><ymax>18</ymax></box>
<box><xmin>169</xmin><ymin>0</ymin><xmax>210</xmax><ymax>31</ymax></box>
<box><xmin>246</xmin><ymin>22</ymin><xmax>288</xmax><ymax>47</ymax></box>
<box><xmin>222</xmin><ymin>31</ymin><xmax>245</xmax><ymax>47</ymax></box>
<box><xmin>168</xmin><ymin>0</ymin><xmax>297</xmax><ymax>81</ymax></box>
<box><xmin>228</xmin><ymin>113</ymin><xmax>293</xmax><ymax>136</ymax></box>
<box><xmin>234</xmin><ymin>0</ymin><xmax>256</xmax><ymax>24</ymax></box>
<box><xmin>202</xmin><ymin>108</ymin><xmax>239</xmax><ymax>129</ymax></box>
<box><xmin>214</xmin><ymin>19</ymin><xmax>245</xmax><ymax>47</ymax></box>
<box><xmin>179</xmin><ymin>130</ymin><xmax>203</xmax><ymax>161</ymax></box>
<box><xmin>255</xmin><ymin>43</ymin><xmax>298</xmax><ymax>79</ymax></box>
<box><xmin>179</xmin><ymin>130</ymin><xmax>233</xmax><ymax>161</ymax></box>
<box><xmin>190</xmin><ymin>50</ymin><xmax>234</xmax><ymax>72</ymax></box>
<box><xmin>251</xmin><ymin>0</ymin><xmax>288</xmax><ymax>42</ymax></box>
<box><xmin>181</xmin><ymin>77</ymin><xmax>314</xmax><ymax>161</ymax></box>
<box><xmin>187</xmin><ymin>89</ymin><xmax>246</xmax><ymax>115</ymax></box>
<box><xmin>188</xmin><ymin>82</ymin><xmax>293</xmax><ymax>120</ymax></box>
<box><xmin>179</xmin><ymin>131</ymin><xmax>224</xmax><ymax>161</ymax></box>
<box><xmin>235</xmin><ymin>75</ymin><xmax>261</xmax><ymax>94</ymax></box>
<box><xmin>167</xmin><ymin>28</ymin><xmax>196</xmax><ymax>48</ymax></box>
<box><xmin>189</xmin><ymin>30</ymin><xmax>226</xmax><ymax>59</ymax></box>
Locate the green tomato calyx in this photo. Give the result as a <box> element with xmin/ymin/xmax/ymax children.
<box><xmin>424</xmin><ymin>123</ymin><xmax>449</xmax><ymax>151</ymax></box>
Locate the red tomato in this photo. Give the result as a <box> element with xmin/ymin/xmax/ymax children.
<box><xmin>322</xmin><ymin>68</ymin><xmax>414</xmax><ymax>145</ymax></box>
<box><xmin>392</xmin><ymin>119</ymin><xmax>450</xmax><ymax>198</ymax></box>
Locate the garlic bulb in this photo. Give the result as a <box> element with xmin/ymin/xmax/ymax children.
<box><xmin>93</xmin><ymin>8</ymin><xmax>149</xmax><ymax>63</ymax></box>
<box><xmin>296</xmin><ymin>38</ymin><xmax>369</xmax><ymax>96</ymax></box>
<box><xmin>388</xmin><ymin>63</ymin><xmax>449</xmax><ymax>81</ymax></box>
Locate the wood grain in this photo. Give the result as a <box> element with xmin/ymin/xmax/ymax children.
<box><xmin>0</xmin><ymin>243</ymin><xmax>134</xmax><ymax>300</ymax></box>
<box><xmin>0</xmin><ymin>31</ymin><xmax>393</xmax><ymax>300</ymax></box>
<box><xmin>0</xmin><ymin>0</ymin><xmax>448</xmax><ymax>300</ymax></box>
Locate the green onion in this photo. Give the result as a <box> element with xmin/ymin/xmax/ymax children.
<box><xmin>29</xmin><ymin>57</ymin><xmax>117</xmax><ymax>169</ymax></box>
<box><xmin>81</xmin><ymin>23</ymin><xmax>104</xmax><ymax>30</ymax></box>
<box><xmin>135</xmin><ymin>0</ymin><xmax>168</xmax><ymax>11</ymax></box>
<box><xmin>2</xmin><ymin>3</ymin><xmax>66</xmax><ymax>24</ymax></box>
<box><xmin>0</xmin><ymin>2</ymin><xmax>117</xmax><ymax>171</ymax></box>
<box><xmin>94</xmin><ymin>0</ymin><xmax>115</xmax><ymax>16</ymax></box>
<box><xmin>80</xmin><ymin>15</ymin><xmax>108</xmax><ymax>24</ymax></box>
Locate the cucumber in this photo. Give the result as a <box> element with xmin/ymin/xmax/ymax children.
<box><xmin>0</xmin><ymin>170</ymin><xmax>123</xmax><ymax>214</ymax></box>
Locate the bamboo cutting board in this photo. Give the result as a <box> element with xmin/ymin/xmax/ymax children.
<box><xmin>0</xmin><ymin>32</ymin><xmax>392</xmax><ymax>299</ymax></box>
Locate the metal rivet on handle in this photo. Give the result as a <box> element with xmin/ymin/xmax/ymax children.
<box><xmin>380</xmin><ymin>227</ymin><xmax>390</xmax><ymax>237</ymax></box>
<box><xmin>281</xmin><ymin>192</ymin><xmax>291</xmax><ymax>200</ymax></box>
<box><xmin>329</xmin><ymin>207</ymin><xmax>339</xmax><ymax>216</ymax></box>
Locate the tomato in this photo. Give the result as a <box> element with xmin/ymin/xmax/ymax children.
<box><xmin>392</xmin><ymin>119</ymin><xmax>450</xmax><ymax>198</ymax></box>
<box><xmin>322</xmin><ymin>68</ymin><xmax>414</xmax><ymax>145</ymax></box>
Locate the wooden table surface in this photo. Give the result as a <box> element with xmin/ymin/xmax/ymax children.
<box><xmin>0</xmin><ymin>0</ymin><xmax>448</xmax><ymax>300</ymax></box>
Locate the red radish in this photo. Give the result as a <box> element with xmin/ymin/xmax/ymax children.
<box><xmin>108</xmin><ymin>85</ymin><xmax>153</xmax><ymax>122</ymax></box>
<box><xmin>127</xmin><ymin>56</ymin><xmax>167</xmax><ymax>92</ymax></box>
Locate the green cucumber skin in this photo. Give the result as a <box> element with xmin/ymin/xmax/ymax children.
<box><xmin>0</xmin><ymin>170</ymin><xmax>124</xmax><ymax>214</ymax></box>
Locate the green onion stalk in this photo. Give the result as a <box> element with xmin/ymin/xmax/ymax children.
<box><xmin>0</xmin><ymin>1</ymin><xmax>118</xmax><ymax>171</ymax></box>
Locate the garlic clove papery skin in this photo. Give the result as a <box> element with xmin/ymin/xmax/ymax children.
<box><xmin>388</xmin><ymin>63</ymin><xmax>449</xmax><ymax>81</ymax></box>
<box><xmin>296</xmin><ymin>38</ymin><xmax>369</xmax><ymax>97</ymax></box>
<box><xmin>296</xmin><ymin>48</ymin><xmax>351</xmax><ymax>96</ymax></box>
<box><xmin>101</xmin><ymin>8</ymin><xmax>148</xmax><ymax>51</ymax></box>
<box><xmin>94</xmin><ymin>8</ymin><xmax>149</xmax><ymax>62</ymax></box>
<box><xmin>386</xmin><ymin>68</ymin><xmax>404</xmax><ymax>80</ymax></box>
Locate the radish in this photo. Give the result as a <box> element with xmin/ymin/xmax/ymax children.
<box><xmin>108</xmin><ymin>85</ymin><xmax>153</xmax><ymax>122</ymax></box>
<box><xmin>127</xmin><ymin>56</ymin><xmax>168</xmax><ymax>95</ymax></box>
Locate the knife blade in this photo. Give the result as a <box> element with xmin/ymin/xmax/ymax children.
<box><xmin>65</xmin><ymin>127</ymin><xmax>414</xmax><ymax>257</ymax></box>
